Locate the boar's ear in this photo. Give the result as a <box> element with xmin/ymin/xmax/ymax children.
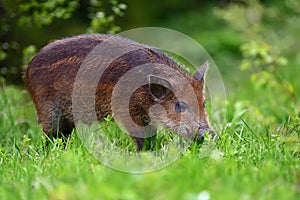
<box><xmin>149</xmin><ymin>75</ymin><xmax>173</xmax><ymax>100</ymax></box>
<box><xmin>193</xmin><ymin>61</ymin><xmax>209</xmax><ymax>82</ymax></box>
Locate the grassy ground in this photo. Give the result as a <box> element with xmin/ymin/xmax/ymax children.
<box><xmin>0</xmin><ymin>71</ymin><xmax>299</xmax><ymax>200</ymax></box>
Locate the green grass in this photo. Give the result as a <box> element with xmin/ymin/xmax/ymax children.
<box><xmin>0</xmin><ymin>79</ymin><xmax>299</xmax><ymax>200</ymax></box>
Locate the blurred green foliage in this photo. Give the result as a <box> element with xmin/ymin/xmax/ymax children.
<box><xmin>0</xmin><ymin>0</ymin><xmax>126</xmax><ymax>83</ymax></box>
<box><xmin>215</xmin><ymin>0</ymin><xmax>300</xmax><ymax>123</ymax></box>
<box><xmin>17</xmin><ymin>0</ymin><xmax>79</xmax><ymax>26</ymax></box>
<box><xmin>216</xmin><ymin>0</ymin><xmax>299</xmax><ymax>103</ymax></box>
<box><xmin>0</xmin><ymin>0</ymin><xmax>299</xmax><ymax>115</ymax></box>
<box><xmin>87</xmin><ymin>0</ymin><xmax>126</xmax><ymax>33</ymax></box>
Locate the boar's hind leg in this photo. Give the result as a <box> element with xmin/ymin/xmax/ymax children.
<box><xmin>37</xmin><ymin>101</ymin><xmax>74</xmax><ymax>139</ymax></box>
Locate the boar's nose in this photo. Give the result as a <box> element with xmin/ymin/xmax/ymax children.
<box><xmin>197</xmin><ymin>128</ymin><xmax>217</xmax><ymax>140</ymax></box>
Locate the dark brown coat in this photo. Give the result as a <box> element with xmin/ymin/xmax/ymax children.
<box><xmin>26</xmin><ymin>34</ymin><xmax>213</xmax><ymax>150</ymax></box>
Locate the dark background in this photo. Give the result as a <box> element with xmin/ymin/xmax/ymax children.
<box><xmin>0</xmin><ymin>0</ymin><xmax>299</xmax><ymax>107</ymax></box>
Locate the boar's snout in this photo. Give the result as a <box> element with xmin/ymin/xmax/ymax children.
<box><xmin>197</xmin><ymin>127</ymin><xmax>217</xmax><ymax>140</ymax></box>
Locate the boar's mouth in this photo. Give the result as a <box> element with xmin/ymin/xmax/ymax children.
<box><xmin>197</xmin><ymin>126</ymin><xmax>216</xmax><ymax>140</ymax></box>
<box><xmin>181</xmin><ymin>125</ymin><xmax>213</xmax><ymax>140</ymax></box>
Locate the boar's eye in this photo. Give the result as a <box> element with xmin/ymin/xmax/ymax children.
<box><xmin>175</xmin><ymin>101</ymin><xmax>188</xmax><ymax>113</ymax></box>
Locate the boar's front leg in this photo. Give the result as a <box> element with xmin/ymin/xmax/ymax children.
<box><xmin>131</xmin><ymin>127</ymin><xmax>157</xmax><ymax>151</ymax></box>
